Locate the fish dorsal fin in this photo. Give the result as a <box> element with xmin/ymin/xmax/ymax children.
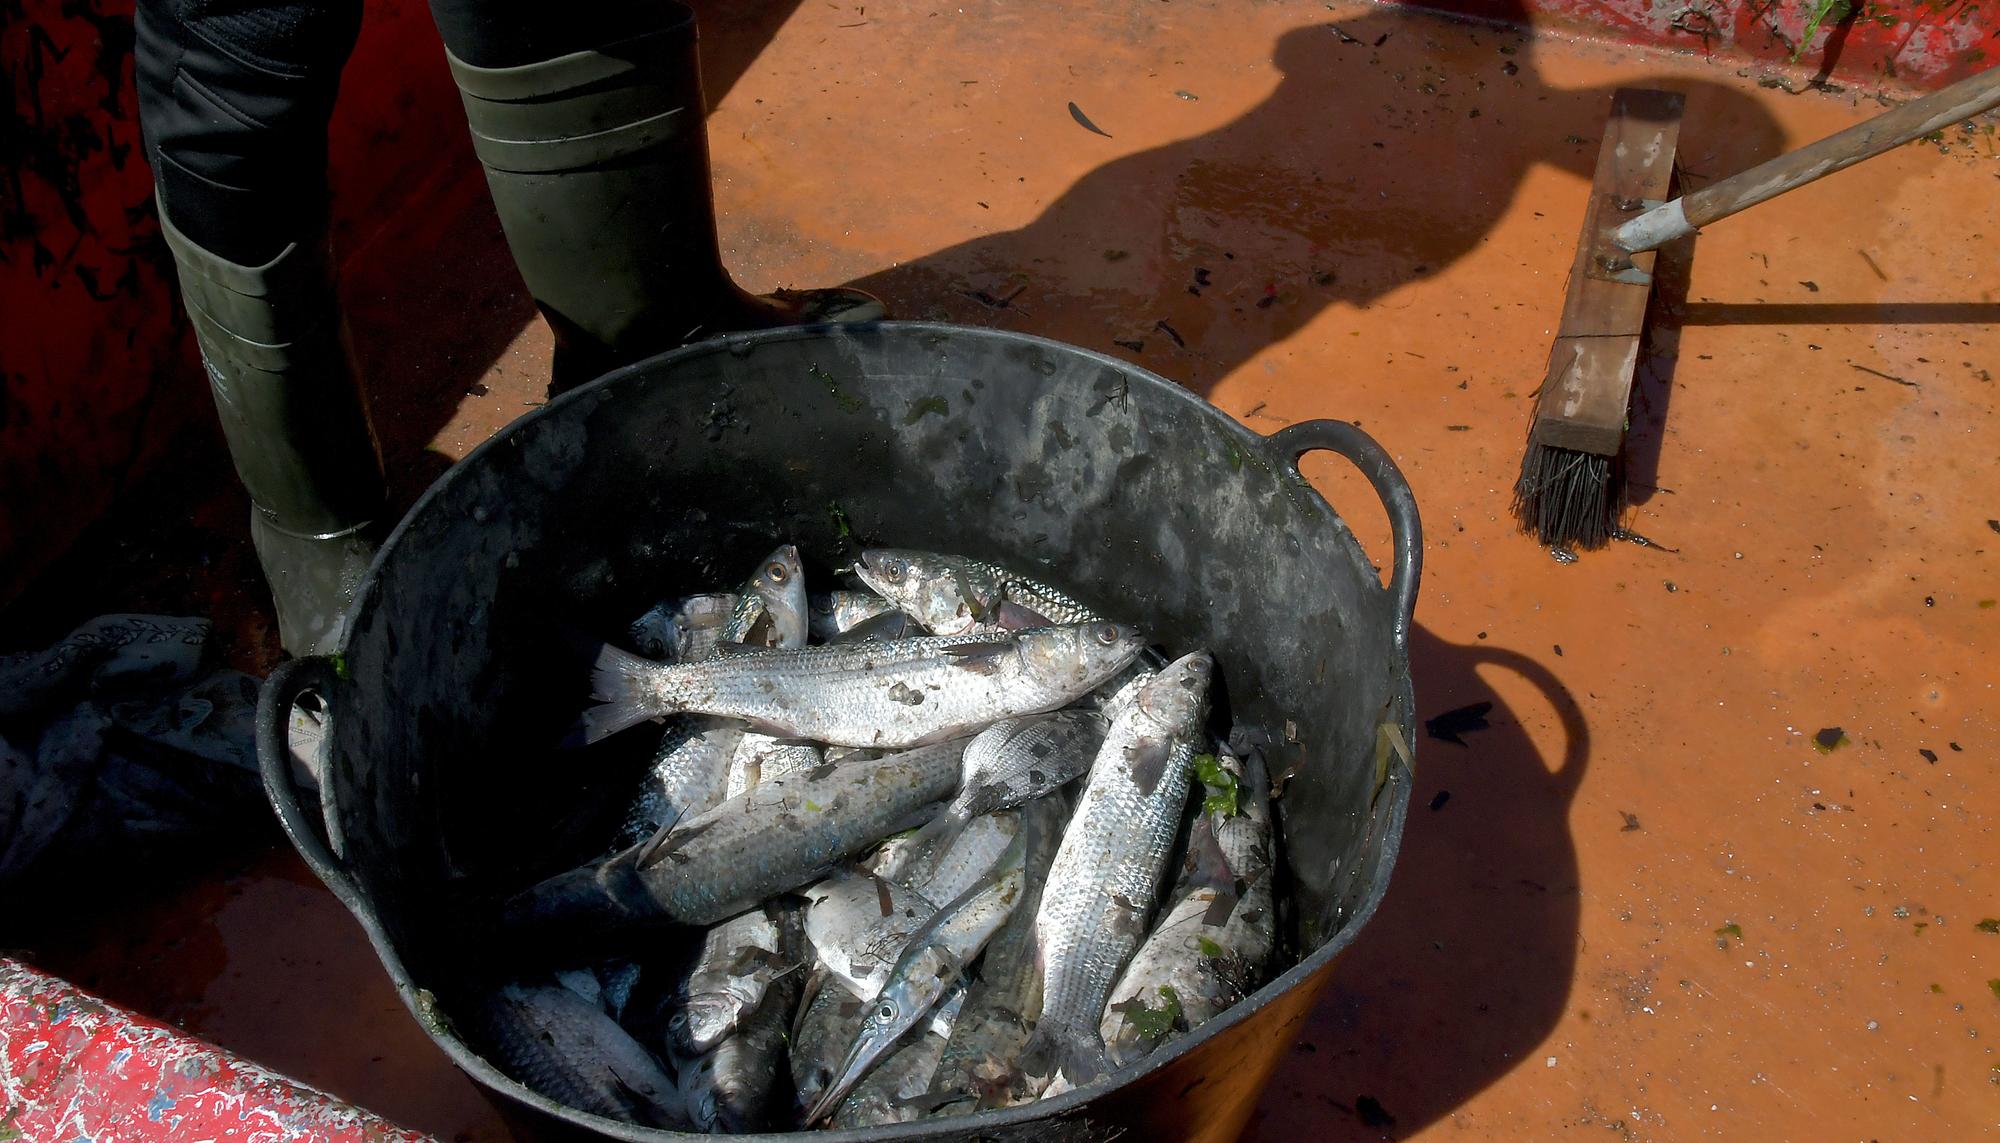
<box><xmin>994</xmin><ymin>601</ymin><xmax>1055</xmax><ymax>630</ymax></box>
<box><xmin>941</xmin><ymin>639</ymin><xmax>1015</xmax><ymax>676</ymax></box>
<box><xmin>636</xmin><ymin>815</ymin><xmax>714</xmax><ymax>871</ymax></box>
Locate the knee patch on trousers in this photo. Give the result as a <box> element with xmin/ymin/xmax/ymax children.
<box><xmin>171</xmin><ymin>0</ymin><xmax>361</xmax><ymax>80</ymax></box>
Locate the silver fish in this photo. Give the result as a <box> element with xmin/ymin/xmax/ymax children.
<box><xmin>895</xmin><ymin>810</ymin><xmax>1020</xmax><ymax>904</ymax></box>
<box><xmin>1023</xmin><ymin>651</ymin><xmax>1214</xmax><ymax>1088</ymax></box>
<box><xmin>719</xmin><ymin>544</ymin><xmax>809</xmax><ymax>651</ymax></box>
<box><xmin>791</xmin><ymin>968</ymin><xmax>868</xmax><ymax>1121</ymax></box>
<box><xmin>926</xmin><ymin>794</ymin><xmax>1068</xmax><ymax>1114</ymax></box>
<box><xmin>627</xmin><ymin>593</ymin><xmax>737</xmax><ymax>663</ymax></box>
<box><xmin>679</xmin><ymin>959</ymin><xmax>802</xmax><ymax>1133</ymax></box>
<box><xmin>724</xmin><ymin>735</ymin><xmax>821</xmax><ymax>798</ymax></box>
<box><xmin>1101</xmin><ymin>747</ymin><xmax>1275</xmax><ymax>1067</ymax></box>
<box><xmin>853</xmin><ymin>549</ymin><xmax>1102</xmax><ymax>635</ymax></box>
<box><xmin>467</xmin><ymin>980</ymin><xmax>685</xmax><ymax>1128</ymax></box>
<box><xmin>823</xmin><ymin>610</ymin><xmax>924</xmax><ymax>643</ymax></box>
<box><xmin>667</xmin><ymin>902</ymin><xmax>795</xmax><ymax>1056</ymax></box>
<box><xmin>803</xmin><ymin>868</ymin><xmax>939</xmax><ymax>1000</ymax></box>
<box><xmin>809</xmin><ymin>590</ymin><xmax>897</xmax><ymax>641</ymax></box>
<box><xmin>897</xmin><ymin>711</ymin><xmax>1101</xmax><ymax>884</ymax></box>
<box><xmin>615</xmin><ymin>719</ymin><xmax>743</xmax><ymax>848</ymax></box>
<box><xmin>830</xmin><ymin>986</ymin><xmax>967</xmax><ymax>1128</ymax></box>
<box><xmin>805</xmin><ymin>826</ymin><xmax>1030</xmax><ymax>1123</ymax></box>
<box><xmin>507</xmin><ymin>739</ymin><xmax>966</xmax><ymax>933</ymax></box>
<box><xmin>815</xmin><ymin>814</ymin><xmax>1018</xmax><ymax>999</ymax></box>
<box><xmin>580</xmin><ymin>622</ymin><xmax>1145</xmax><ymax>747</ymax></box>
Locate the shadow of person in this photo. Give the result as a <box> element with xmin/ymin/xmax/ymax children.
<box><xmin>850</xmin><ymin>2</ymin><xmax>1788</xmax><ymax>400</ymax></box>
<box><xmin>1248</xmin><ymin>624</ymin><xmax>1590</xmax><ymax>1138</ymax></box>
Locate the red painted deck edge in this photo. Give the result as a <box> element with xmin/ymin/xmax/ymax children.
<box><xmin>0</xmin><ymin>958</ymin><xmax>429</xmax><ymax>1142</ymax></box>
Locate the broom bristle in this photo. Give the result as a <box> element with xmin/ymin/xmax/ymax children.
<box><xmin>1512</xmin><ymin>431</ymin><xmax>1626</xmax><ymax>549</ymax></box>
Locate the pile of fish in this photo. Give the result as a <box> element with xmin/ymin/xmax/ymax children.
<box><xmin>472</xmin><ymin>546</ymin><xmax>1279</xmax><ymax>1132</ymax></box>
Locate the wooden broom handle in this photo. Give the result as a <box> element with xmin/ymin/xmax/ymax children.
<box><xmin>1614</xmin><ymin>64</ymin><xmax>2000</xmax><ymax>253</ymax></box>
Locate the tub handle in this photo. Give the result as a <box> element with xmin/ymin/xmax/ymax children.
<box><xmin>1266</xmin><ymin>419</ymin><xmax>1423</xmax><ymax>653</ymax></box>
<box><xmin>256</xmin><ymin>655</ymin><xmax>364</xmax><ymax>908</ymax></box>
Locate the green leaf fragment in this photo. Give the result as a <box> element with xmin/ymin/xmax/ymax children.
<box><xmin>1373</xmin><ymin>722</ymin><xmax>1412</xmax><ymax>803</ymax></box>
<box><xmin>1111</xmin><ymin>984</ymin><xmax>1185</xmax><ymax>1043</ymax></box>
<box><xmin>827</xmin><ymin>501</ymin><xmax>854</xmax><ymax>539</ymax></box>
<box><xmin>1976</xmin><ymin>918</ymin><xmax>2000</xmax><ymax>934</ymax></box>
<box><xmin>811</xmin><ymin>363</ymin><xmax>865</xmax><ymax>413</ymax></box>
<box><xmin>1794</xmin><ymin>0</ymin><xmax>1854</xmax><ymax>61</ymax></box>
<box><xmin>1714</xmin><ymin>922</ymin><xmax>1743</xmax><ymax>947</ymax></box>
<box><xmin>1990</xmin><ymin>979</ymin><xmax>2000</xmax><ymax>1001</ymax></box>
<box><xmin>1931</xmin><ymin>983</ymin><xmax>1945</xmax><ymax>993</ymax></box>
<box><xmin>904</xmin><ymin>396</ymin><xmax>950</xmax><ymax>425</ymax></box>
<box><xmin>805</xmin><ymin>800</ymin><xmax>824</xmax><ymax>813</ymax></box>
<box><xmin>329</xmin><ymin>653</ymin><xmax>351</xmax><ymax>681</ymax></box>
<box><xmin>1192</xmin><ymin>753</ymin><xmax>1240</xmax><ymax>817</ymax></box>
<box><xmin>1197</xmin><ymin>935</ymin><xmax>1225</xmax><ymax>959</ymax></box>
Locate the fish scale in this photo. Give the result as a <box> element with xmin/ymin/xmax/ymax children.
<box><xmin>614</xmin><ymin>719</ymin><xmax>741</xmax><ymax>849</ymax></box>
<box><xmin>1024</xmin><ymin>652</ymin><xmax>1213</xmax><ymax>1086</ymax></box>
<box><xmin>974</xmin><ymin>559</ymin><xmax>1101</xmax><ymax>627</ymax></box>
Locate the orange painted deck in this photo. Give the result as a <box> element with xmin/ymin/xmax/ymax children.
<box><xmin>11</xmin><ymin>0</ymin><xmax>1999</xmax><ymax>1139</ymax></box>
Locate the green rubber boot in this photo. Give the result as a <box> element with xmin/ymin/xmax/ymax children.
<box><xmin>446</xmin><ymin>3</ymin><xmax>885</xmax><ymax>390</ymax></box>
<box><xmin>159</xmin><ymin>209</ymin><xmax>388</xmax><ymax>657</ymax></box>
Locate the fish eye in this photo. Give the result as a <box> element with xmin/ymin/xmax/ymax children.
<box><xmin>876</xmin><ymin>999</ymin><xmax>898</xmax><ymax>1022</ymax></box>
<box><xmin>883</xmin><ymin>559</ymin><xmax>908</xmax><ymax>583</ymax></box>
<box><xmin>1094</xmin><ymin>623</ymin><xmax>1120</xmax><ymax>646</ymax></box>
<box><xmin>766</xmin><ymin>562</ymin><xmax>790</xmax><ymax>582</ymax></box>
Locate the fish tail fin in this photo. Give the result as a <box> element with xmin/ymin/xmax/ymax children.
<box><xmin>893</xmin><ymin>810</ymin><xmax>967</xmax><ymax>884</ymax></box>
<box><xmin>1017</xmin><ymin>1025</ymin><xmax>1060</xmax><ymax>1083</ymax></box>
<box><xmin>1019</xmin><ymin>1019</ymin><xmax>1108</xmax><ymax>1089</ymax></box>
<box><xmin>581</xmin><ymin>643</ymin><xmax>671</xmax><ymax>744</ymax></box>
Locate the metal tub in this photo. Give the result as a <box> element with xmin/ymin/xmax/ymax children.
<box><xmin>256</xmin><ymin>322</ymin><xmax>1420</xmax><ymax>1142</ymax></box>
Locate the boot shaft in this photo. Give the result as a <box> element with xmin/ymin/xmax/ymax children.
<box><xmin>159</xmin><ymin>208</ymin><xmax>386</xmax><ymax>540</ymax></box>
<box><xmin>447</xmin><ymin>9</ymin><xmax>735</xmax><ymax>372</ymax></box>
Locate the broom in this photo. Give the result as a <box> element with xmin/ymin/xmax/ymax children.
<box><xmin>1511</xmin><ymin>88</ymin><xmax>1683</xmax><ymax>549</ymax></box>
<box><xmin>1516</xmin><ymin>66</ymin><xmax>2000</xmax><ymax>550</ymax></box>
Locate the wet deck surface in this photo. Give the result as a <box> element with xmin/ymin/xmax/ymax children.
<box><xmin>12</xmin><ymin>0</ymin><xmax>1999</xmax><ymax>1138</ymax></box>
